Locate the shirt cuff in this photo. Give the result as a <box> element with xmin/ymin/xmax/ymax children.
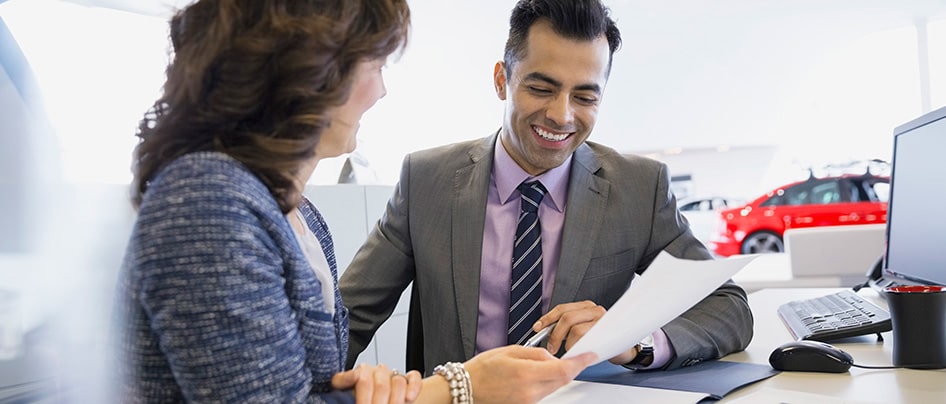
<box><xmin>642</xmin><ymin>329</ymin><xmax>674</xmax><ymax>370</ymax></box>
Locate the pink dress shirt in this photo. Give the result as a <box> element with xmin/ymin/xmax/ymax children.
<box><xmin>474</xmin><ymin>141</ymin><xmax>674</xmax><ymax>369</ymax></box>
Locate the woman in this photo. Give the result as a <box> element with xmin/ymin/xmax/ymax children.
<box><xmin>112</xmin><ymin>0</ymin><xmax>596</xmax><ymax>403</ymax></box>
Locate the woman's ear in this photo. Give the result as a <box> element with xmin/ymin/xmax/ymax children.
<box><xmin>493</xmin><ymin>61</ymin><xmax>507</xmax><ymax>100</ymax></box>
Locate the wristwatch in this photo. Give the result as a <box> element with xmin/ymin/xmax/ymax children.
<box><xmin>624</xmin><ymin>334</ymin><xmax>655</xmax><ymax>368</ymax></box>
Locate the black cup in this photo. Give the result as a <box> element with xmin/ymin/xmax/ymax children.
<box><xmin>884</xmin><ymin>285</ymin><xmax>946</xmax><ymax>369</ymax></box>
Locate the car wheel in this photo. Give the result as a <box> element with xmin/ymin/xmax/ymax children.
<box><xmin>741</xmin><ymin>231</ymin><xmax>784</xmax><ymax>254</ymax></box>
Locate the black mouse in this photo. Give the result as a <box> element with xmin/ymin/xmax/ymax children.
<box><xmin>768</xmin><ymin>340</ymin><xmax>853</xmax><ymax>373</ymax></box>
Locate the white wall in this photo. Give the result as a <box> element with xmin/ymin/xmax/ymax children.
<box><xmin>6</xmin><ymin>0</ymin><xmax>946</xmax><ymax>197</ymax></box>
<box><xmin>312</xmin><ymin>0</ymin><xmax>946</xmax><ymax>201</ymax></box>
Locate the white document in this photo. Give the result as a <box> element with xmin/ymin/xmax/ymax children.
<box><xmin>562</xmin><ymin>251</ymin><xmax>759</xmax><ymax>364</ymax></box>
<box><xmin>539</xmin><ymin>380</ymin><xmax>707</xmax><ymax>404</ymax></box>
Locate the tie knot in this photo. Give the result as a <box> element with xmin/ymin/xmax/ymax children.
<box><xmin>518</xmin><ymin>181</ymin><xmax>547</xmax><ymax>213</ymax></box>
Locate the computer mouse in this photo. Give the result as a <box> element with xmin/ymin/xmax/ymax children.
<box><xmin>768</xmin><ymin>340</ymin><xmax>853</xmax><ymax>373</ymax></box>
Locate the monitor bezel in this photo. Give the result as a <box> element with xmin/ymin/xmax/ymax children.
<box><xmin>879</xmin><ymin>105</ymin><xmax>946</xmax><ymax>287</ymax></box>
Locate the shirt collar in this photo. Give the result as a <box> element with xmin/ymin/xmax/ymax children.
<box><xmin>493</xmin><ymin>139</ymin><xmax>570</xmax><ymax>212</ymax></box>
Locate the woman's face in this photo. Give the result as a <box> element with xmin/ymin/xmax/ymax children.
<box><xmin>316</xmin><ymin>58</ymin><xmax>388</xmax><ymax>159</ymax></box>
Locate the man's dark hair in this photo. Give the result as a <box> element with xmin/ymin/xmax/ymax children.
<box><xmin>503</xmin><ymin>0</ymin><xmax>622</xmax><ymax>76</ymax></box>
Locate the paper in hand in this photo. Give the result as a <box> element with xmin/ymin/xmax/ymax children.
<box><xmin>561</xmin><ymin>251</ymin><xmax>759</xmax><ymax>364</ymax></box>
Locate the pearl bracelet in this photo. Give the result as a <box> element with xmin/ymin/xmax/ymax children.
<box><xmin>433</xmin><ymin>361</ymin><xmax>473</xmax><ymax>404</ymax></box>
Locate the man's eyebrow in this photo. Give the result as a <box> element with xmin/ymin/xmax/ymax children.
<box><xmin>523</xmin><ymin>72</ymin><xmax>602</xmax><ymax>95</ymax></box>
<box><xmin>523</xmin><ymin>72</ymin><xmax>561</xmax><ymax>88</ymax></box>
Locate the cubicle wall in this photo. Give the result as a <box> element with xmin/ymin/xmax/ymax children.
<box><xmin>0</xmin><ymin>183</ymin><xmax>404</xmax><ymax>400</ymax></box>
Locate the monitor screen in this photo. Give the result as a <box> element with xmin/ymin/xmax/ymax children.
<box><xmin>882</xmin><ymin>106</ymin><xmax>946</xmax><ymax>286</ymax></box>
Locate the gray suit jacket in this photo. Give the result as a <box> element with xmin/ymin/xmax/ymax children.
<box><xmin>339</xmin><ymin>134</ymin><xmax>753</xmax><ymax>373</ymax></box>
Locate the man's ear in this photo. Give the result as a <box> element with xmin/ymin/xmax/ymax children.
<box><xmin>493</xmin><ymin>61</ymin><xmax>507</xmax><ymax>100</ymax></box>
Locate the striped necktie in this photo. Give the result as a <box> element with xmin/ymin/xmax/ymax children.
<box><xmin>508</xmin><ymin>180</ymin><xmax>547</xmax><ymax>345</ymax></box>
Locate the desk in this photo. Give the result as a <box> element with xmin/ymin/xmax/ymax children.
<box><xmin>719</xmin><ymin>288</ymin><xmax>946</xmax><ymax>403</ymax></box>
<box><xmin>549</xmin><ymin>287</ymin><xmax>946</xmax><ymax>403</ymax></box>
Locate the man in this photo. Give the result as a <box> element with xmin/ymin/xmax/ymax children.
<box><xmin>340</xmin><ymin>0</ymin><xmax>753</xmax><ymax>374</ymax></box>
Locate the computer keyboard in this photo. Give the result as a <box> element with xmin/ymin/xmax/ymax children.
<box><xmin>777</xmin><ymin>289</ymin><xmax>892</xmax><ymax>341</ymax></box>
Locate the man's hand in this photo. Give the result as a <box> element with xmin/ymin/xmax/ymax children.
<box><xmin>534</xmin><ymin>300</ymin><xmax>637</xmax><ymax>364</ymax></box>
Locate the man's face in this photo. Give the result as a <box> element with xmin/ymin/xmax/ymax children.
<box><xmin>494</xmin><ymin>19</ymin><xmax>611</xmax><ymax>176</ymax></box>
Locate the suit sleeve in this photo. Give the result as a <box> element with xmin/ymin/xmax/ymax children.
<box><xmin>339</xmin><ymin>154</ymin><xmax>418</xmax><ymax>369</ymax></box>
<box><xmin>644</xmin><ymin>163</ymin><xmax>754</xmax><ymax>369</ymax></box>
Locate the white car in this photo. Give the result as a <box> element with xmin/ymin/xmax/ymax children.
<box><xmin>678</xmin><ymin>197</ymin><xmax>739</xmax><ymax>245</ymax></box>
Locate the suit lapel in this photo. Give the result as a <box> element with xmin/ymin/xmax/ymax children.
<box><xmin>550</xmin><ymin>144</ymin><xmax>610</xmax><ymax>307</ymax></box>
<box><xmin>451</xmin><ymin>135</ymin><xmax>495</xmax><ymax>359</ymax></box>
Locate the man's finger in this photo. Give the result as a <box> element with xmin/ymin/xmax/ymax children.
<box><xmin>546</xmin><ymin>305</ymin><xmax>605</xmax><ymax>352</ymax></box>
<box><xmin>535</xmin><ymin>300</ymin><xmax>597</xmax><ymax>330</ymax></box>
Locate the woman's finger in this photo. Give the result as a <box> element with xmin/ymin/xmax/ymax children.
<box><xmin>404</xmin><ymin>370</ymin><xmax>423</xmax><ymax>402</ymax></box>
<box><xmin>387</xmin><ymin>370</ymin><xmax>407</xmax><ymax>404</ymax></box>
<box><xmin>370</xmin><ymin>365</ymin><xmax>391</xmax><ymax>404</ymax></box>
<box><xmin>353</xmin><ymin>364</ymin><xmax>375</xmax><ymax>404</ymax></box>
<box><xmin>330</xmin><ymin>369</ymin><xmax>358</xmax><ymax>390</ymax></box>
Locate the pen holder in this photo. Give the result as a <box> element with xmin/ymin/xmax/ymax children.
<box><xmin>884</xmin><ymin>285</ymin><xmax>946</xmax><ymax>369</ymax></box>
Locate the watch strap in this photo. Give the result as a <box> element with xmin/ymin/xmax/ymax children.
<box><xmin>623</xmin><ymin>336</ymin><xmax>655</xmax><ymax>368</ymax></box>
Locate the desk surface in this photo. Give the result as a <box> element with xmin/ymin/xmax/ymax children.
<box><xmin>731</xmin><ymin>254</ymin><xmax>857</xmax><ymax>292</ymax></box>
<box><xmin>719</xmin><ymin>287</ymin><xmax>946</xmax><ymax>403</ymax></box>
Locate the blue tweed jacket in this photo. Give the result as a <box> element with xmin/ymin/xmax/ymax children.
<box><xmin>113</xmin><ymin>152</ymin><xmax>353</xmax><ymax>403</ymax></box>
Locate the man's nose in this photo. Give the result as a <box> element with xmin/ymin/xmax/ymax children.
<box><xmin>545</xmin><ymin>95</ymin><xmax>574</xmax><ymax>126</ymax></box>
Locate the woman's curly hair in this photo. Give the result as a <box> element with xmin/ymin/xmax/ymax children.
<box><xmin>132</xmin><ymin>0</ymin><xmax>410</xmax><ymax>212</ymax></box>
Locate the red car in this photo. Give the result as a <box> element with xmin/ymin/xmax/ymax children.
<box><xmin>708</xmin><ymin>173</ymin><xmax>889</xmax><ymax>257</ymax></box>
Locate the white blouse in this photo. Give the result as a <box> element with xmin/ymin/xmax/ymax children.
<box><xmin>289</xmin><ymin>209</ymin><xmax>335</xmax><ymax>315</ymax></box>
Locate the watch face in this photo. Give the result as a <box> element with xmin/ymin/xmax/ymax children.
<box><xmin>640</xmin><ymin>334</ymin><xmax>655</xmax><ymax>348</ymax></box>
<box><xmin>625</xmin><ymin>334</ymin><xmax>656</xmax><ymax>368</ymax></box>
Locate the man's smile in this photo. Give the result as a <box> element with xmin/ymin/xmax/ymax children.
<box><xmin>533</xmin><ymin>125</ymin><xmax>572</xmax><ymax>142</ymax></box>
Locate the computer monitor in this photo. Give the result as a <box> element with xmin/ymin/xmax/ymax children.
<box><xmin>872</xmin><ymin>105</ymin><xmax>946</xmax><ymax>289</ymax></box>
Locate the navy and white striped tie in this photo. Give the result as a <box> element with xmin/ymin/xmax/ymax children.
<box><xmin>508</xmin><ymin>180</ymin><xmax>547</xmax><ymax>345</ymax></box>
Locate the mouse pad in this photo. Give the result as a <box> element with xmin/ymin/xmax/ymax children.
<box><xmin>576</xmin><ymin>360</ymin><xmax>779</xmax><ymax>401</ymax></box>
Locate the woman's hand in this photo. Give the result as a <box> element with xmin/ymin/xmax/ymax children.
<box><xmin>463</xmin><ymin>345</ymin><xmax>598</xmax><ymax>404</ymax></box>
<box><xmin>331</xmin><ymin>363</ymin><xmax>423</xmax><ymax>404</ymax></box>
